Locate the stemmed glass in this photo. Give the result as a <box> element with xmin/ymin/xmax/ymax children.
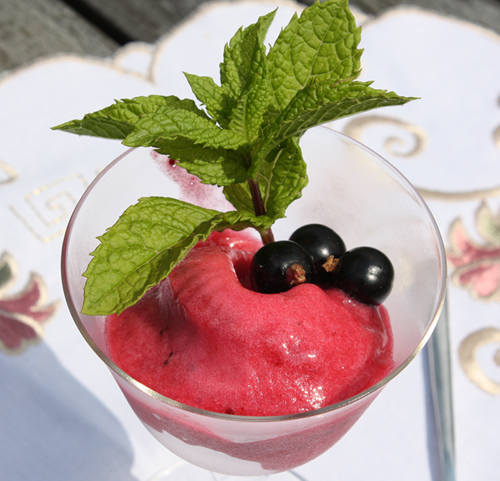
<box><xmin>61</xmin><ymin>126</ymin><xmax>446</xmax><ymax>479</ymax></box>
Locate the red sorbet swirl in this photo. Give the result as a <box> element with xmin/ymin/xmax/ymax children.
<box><xmin>106</xmin><ymin>231</ymin><xmax>394</xmax><ymax>416</ymax></box>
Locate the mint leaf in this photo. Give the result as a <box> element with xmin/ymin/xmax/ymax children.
<box><xmin>52</xmin><ymin>95</ymin><xmax>205</xmax><ymax>139</ymax></box>
<box><xmin>51</xmin><ymin>116</ymin><xmax>134</xmax><ymax>139</ymax></box>
<box><xmin>266</xmin><ymin>0</ymin><xmax>361</xmax><ymax>116</ymax></box>
<box><xmin>82</xmin><ymin>197</ymin><xmax>273</xmax><ymax>315</ymax></box>
<box><xmin>82</xmin><ymin>197</ymin><xmax>220</xmax><ymax>315</ymax></box>
<box><xmin>257</xmin><ymin>80</ymin><xmax>416</xmax><ymax>162</ymax></box>
<box><xmin>220</xmin><ymin>10</ymin><xmax>276</xmax><ymax>143</ymax></box>
<box><xmin>223</xmin><ymin>182</ymin><xmax>255</xmax><ymax>214</ymax></box>
<box><xmin>258</xmin><ymin>137</ymin><xmax>308</xmax><ymax>219</ymax></box>
<box><xmin>185</xmin><ymin>11</ymin><xmax>276</xmax><ymax>139</ymax></box>
<box><xmin>123</xmin><ymin>108</ymin><xmax>247</xmax><ymax>150</ymax></box>
<box><xmin>220</xmin><ymin>10</ymin><xmax>275</xmax><ymax>101</ymax></box>
<box><xmin>211</xmin><ymin>209</ymin><xmax>274</xmax><ymax>233</ymax></box>
<box><xmin>154</xmin><ymin>137</ymin><xmax>248</xmax><ymax>186</ymax></box>
<box><xmin>184</xmin><ymin>73</ymin><xmax>231</xmax><ymax>128</ymax></box>
<box><xmin>227</xmin><ymin>70</ymin><xmax>269</xmax><ymax>144</ymax></box>
<box><xmin>278</xmin><ymin>80</ymin><xmax>415</xmax><ymax>134</ymax></box>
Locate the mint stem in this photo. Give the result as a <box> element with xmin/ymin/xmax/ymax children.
<box><xmin>260</xmin><ymin>228</ymin><xmax>275</xmax><ymax>245</ymax></box>
<box><xmin>248</xmin><ymin>179</ymin><xmax>275</xmax><ymax>244</ymax></box>
<box><xmin>248</xmin><ymin>179</ymin><xmax>265</xmax><ymax>216</ymax></box>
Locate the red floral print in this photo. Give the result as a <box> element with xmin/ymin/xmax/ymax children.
<box><xmin>448</xmin><ymin>202</ymin><xmax>500</xmax><ymax>301</ymax></box>
<box><xmin>0</xmin><ymin>252</ymin><xmax>58</xmax><ymax>354</ymax></box>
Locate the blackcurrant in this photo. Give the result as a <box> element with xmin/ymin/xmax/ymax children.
<box><xmin>289</xmin><ymin>224</ymin><xmax>346</xmax><ymax>284</ymax></box>
<box><xmin>333</xmin><ymin>246</ymin><xmax>394</xmax><ymax>305</ymax></box>
<box><xmin>250</xmin><ymin>240</ymin><xmax>314</xmax><ymax>294</ymax></box>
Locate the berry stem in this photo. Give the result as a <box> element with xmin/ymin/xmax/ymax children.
<box><xmin>248</xmin><ymin>179</ymin><xmax>275</xmax><ymax>244</ymax></box>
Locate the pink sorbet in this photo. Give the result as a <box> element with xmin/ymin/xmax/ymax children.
<box><xmin>106</xmin><ymin>230</ymin><xmax>394</xmax><ymax>416</ymax></box>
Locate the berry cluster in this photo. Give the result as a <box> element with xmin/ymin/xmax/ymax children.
<box><xmin>249</xmin><ymin>224</ymin><xmax>394</xmax><ymax>305</ymax></box>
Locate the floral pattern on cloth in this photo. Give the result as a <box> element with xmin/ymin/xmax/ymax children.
<box><xmin>0</xmin><ymin>252</ymin><xmax>59</xmax><ymax>354</ymax></box>
<box><xmin>447</xmin><ymin>202</ymin><xmax>500</xmax><ymax>301</ymax></box>
<box><xmin>447</xmin><ymin>202</ymin><xmax>500</xmax><ymax>396</ymax></box>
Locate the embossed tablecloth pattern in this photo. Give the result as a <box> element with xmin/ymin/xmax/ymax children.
<box><xmin>1</xmin><ymin>1</ymin><xmax>499</xmax><ymax>480</ymax></box>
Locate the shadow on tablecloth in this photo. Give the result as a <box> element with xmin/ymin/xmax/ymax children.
<box><xmin>0</xmin><ymin>342</ymin><xmax>138</xmax><ymax>481</ymax></box>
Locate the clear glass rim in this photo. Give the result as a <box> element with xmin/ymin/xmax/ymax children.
<box><xmin>61</xmin><ymin>127</ymin><xmax>447</xmax><ymax>423</ymax></box>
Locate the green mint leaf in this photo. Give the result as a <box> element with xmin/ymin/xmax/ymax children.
<box><xmin>220</xmin><ymin>10</ymin><xmax>276</xmax><ymax>143</ymax></box>
<box><xmin>223</xmin><ymin>182</ymin><xmax>254</xmax><ymax>214</ymax></box>
<box><xmin>154</xmin><ymin>137</ymin><xmax>248</xmax><ymax>186</ymax></box>
<box><xmin>227</xmin><ymin>74</ymin><xmax>269</xmax><ymax>144</ymax></box>
<box><xmin>258</xmin><ymin>80</ymin><xmax>416</xmax><ymax>160</ymax></box>
<box><xmin>51</xmin><ymin>116</ymin><xmax>134</xmax><ymax>139</ymax></box>
<box><xmin>82</xmin><ymin>196</ymin><xmax>273</xmax><ymax>315</ymax></box>
<box><xmin>266</xmin><ymin>0</ymin><xmax>361</xmax><ymax>118</ymax></box>
<box><xmin>52</xmin><ymin>95</ymin><xmax>206</xmax><ymax>139</ymax></box>
<box><xmin>220</xmin><ymin>10</ymin><xmax>275</xmax><ymax>101</ymax></box>
<box><xmin>211</xmin><ymin>209</ymin><xmax>274</xmax><ymax>233</ymax></box>
<box><xmin>123</xmin><ymin>108</ymin><xmax>247</xmax><ymax>150</ymax></box>
<box><xmin>257</xmin><ymin>137</ymin><xmax>308</xmax><ymax>219</ymax></box>
<box><xmin>184</xmin><ymin>73</ymin><xmax>231</xmax><ymax>128</ymax></box>
<box><xmin>184</xmin><ymin>9</ymin><xmax>275</xmax><ymax>135</ymax></box>
<box><xmin>82</xmin><ymin>197</ymin><xmax>220</xmax><ymax>315</ymax></box>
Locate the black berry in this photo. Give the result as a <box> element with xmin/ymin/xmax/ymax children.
<box><xmin>289</xmin><ymin>224</ymin><xmax>345</xmax><ymax>284</ymax></box>
<box><xmin>250</xmin><ymin>240</ymin><xmax>314</xmax><ymax>294</ymax></box>
<box><xmin>332</xmin><ymin>246</ymin><xmax>394</xmax><ymax>305</ymax></box>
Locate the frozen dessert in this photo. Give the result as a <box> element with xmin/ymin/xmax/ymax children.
<box><xmin>55</xmin><ymin>0</ymin><xmax>430</xmax><ymax>475</ymax></box>
<box><xmin>105</xmin><ymin>229</ymin><xmax>394</xmax><ymax>416</ymax></box>
<box><xmin>55</xmin><ymin>1</ymin><xmax>412</xmax><ymax>466</ymax></box>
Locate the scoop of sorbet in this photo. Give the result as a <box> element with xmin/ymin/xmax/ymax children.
<box><xmin>106</xmin><ymin>232</ymin><xmax>394</xmax><ymax>416</ymax></box>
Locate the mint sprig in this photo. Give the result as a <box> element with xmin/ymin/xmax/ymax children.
<box><xmin>53</xmin><ymin>0</ymin><xmax>416</xmax><ymax>316</ymax></box>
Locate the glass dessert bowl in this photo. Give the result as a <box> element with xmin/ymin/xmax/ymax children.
<box><xmin>61</xmin><ymin>126</ymin><xmax>446</xmax><ymax>477</ymax></box>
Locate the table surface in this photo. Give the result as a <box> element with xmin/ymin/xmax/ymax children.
<box><xmin>2</xmin><ymin>0</ymin><xmax>500</xmax><ymax>76</ymax></box>
<box><xmin>2</xmin><ymin>1</ymin><xmax>500</xmax><ymax>481</ymax></box>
